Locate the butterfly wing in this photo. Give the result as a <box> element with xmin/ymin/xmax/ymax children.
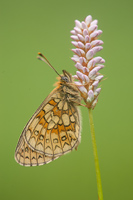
<box><xmin>15</xmin><ymin>133</ymin><xmax>58</xmax><ymax>166</ymax></box>
<box><xmin>15</xmin><ymin>88</ymin><xmax>81</xmax><ymax>166</ymax></box>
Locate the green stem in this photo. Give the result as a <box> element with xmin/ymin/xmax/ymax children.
<box><xmin>88</xmin><ymin>108</ymin><xmax>103</xmax><ymax>200</ymax></box>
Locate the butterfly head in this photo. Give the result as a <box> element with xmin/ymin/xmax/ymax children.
<box><xmin>61</xmin><ymin>70</ymin><xmax>72</xmax><ymax>83</ymax></box>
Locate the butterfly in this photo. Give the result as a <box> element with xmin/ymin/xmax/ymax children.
<box><xmin>15</xmin><ymin>53</ymin><xmax>82</xmax><ymax>166</ymax></box>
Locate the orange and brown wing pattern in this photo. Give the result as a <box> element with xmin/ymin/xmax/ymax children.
<box><xmin>15</xmin><ymin>133</ymin><xmax>58</xmax><ymax>166</ymax></box>
<box><xmin>23</xmin><ymin>91</ymin><xmax>81</xmax><ymax>158</ymax></box>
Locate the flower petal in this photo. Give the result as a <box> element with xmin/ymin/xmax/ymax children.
<box><xmin>86</xmin><ymin>49</ymin><xmax>94</xmax><ymax>60</ymax></box>
<box><xmin>85</xmin><ymin>15</ymin><xmax>92</xmax><ymax>26</ymax></box>
<box><xmin>75</xmin><ymin>20</ymin><xmax>82</xmax><ymax>28</ymax></box>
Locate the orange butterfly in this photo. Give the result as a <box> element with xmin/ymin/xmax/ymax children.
<box><xmin>15</xmin><ymin>53</ymin><xmax>82</xmax><ymax>166</ymax></box>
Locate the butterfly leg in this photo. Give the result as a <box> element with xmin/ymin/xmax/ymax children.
<box><xmin>71</xmin><ymin>101</ymin><xmax>87</xmax><ymax>107</ymax></box>
<box><xmin>66</xmin><ymin>95</ymin><xmax>87</xmax><ymax>107</ymax></box>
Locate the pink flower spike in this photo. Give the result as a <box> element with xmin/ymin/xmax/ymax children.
<box><xmin>71</xmin><ymin>35</ymin><xmax>78</xmax><ymax>41</ymax></box>
<box><xmin>83</xmin><ymin>29</ymin><xmax>89</xmax><ymax>37</ymax></box>
<box><xmin>71</xmin><ymin>15</ymin><xmax>105</xmax><ymax>109</ymax></box>
<box><xmin>75</xmin><ymin>20</ymin><xmax>82</xmax><ymax>28</ymax></box>
<box><xmin>85</xmin><ymin>35</ymin><xmax>90</xmax><ymax>43</ymax></box>
<box><xmin>81</xmin><ymin>21</ymin><xmax>87</xmax><ymax>29</ymax></box>
<box><xmin>71</xmin><ymin>41</ymin><xmax>78</xmax><ymax>47</ymax></box>
<box><xmin>85</xmin><ymin>15</ymin><xmax>92</xmax><ymax>26</ymax></box>
<box><xmin>90</xmin><ymin>30</ymin><xmax>103</xmax><ymax>39</ymax></box>
<box><xmin>70</xmin><ymin>30</ymin><xmax>76</xmax><ymax>35</ymax></box>
<box><xmin>77</xmin><ymin>34</ymin><xmax>85</xmax><ymax>42</ymax></box>
<box><xmin>88</xmin><ymin>25</ymin><xmax>98</xmax><ymax>33</ymax></box>
<box><xmin>74</xmin><ymin>27</ymin><xmax>82</xmax><ymax>34</ymax></box>
<box><xmin>86</xmin><ymin>49</ymin><xmax>94</xmax><ymax>60</ymax></box>
<box><xmin>78</xmin><ymin>41</ymin><xmax>85</xmax><ymax>49</ymax></box>
<box><xmin>91</xmin><ymin>20</ymin><xmax>98</xmax><ymax>26</ymax></box>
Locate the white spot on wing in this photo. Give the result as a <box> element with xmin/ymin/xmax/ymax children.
<box><xmin>63</xmin><ymin>143</ymin><xmax>71</xmax><ymax>151</ymax></box>
<box><xmin>25</xmin><ymin>130</ymin><xmax>31</xmax><ymax>141</ymax></box>
<box><xmin>29</xmin><ymin>137</ymin><xmax>36</xmax><ymax>148</ymax></box>
<box><xmin>52</xmin><ymin>116</ymin><xmax>59</xmax><ymax>124</ymax></box>
<box><xmin>62</xmin><ymin>114</ymin><xmax>70</xmax><ymax>126</ymax></box>
<box><xmin>75</xmin><ymin>124</ymin><xmax>79</xmax><ymax>138</ymax></box>
<box><xmin>70</xmin><ymin>115</ymin><xmax>75</xmax><ymax>122</ymax></box>
<box><xmin>35</xmin><ymin>124</ymin><xmax>43</xmax><ymax>132</ymax></box>
<box><xmin>63</xmin><ymin>102</ymin><xmax>68</xmax><ymax>110</ymax></box>
<box><xmin>58</xmin><ymin>101</ymin><xmax>63</xmax><ymax>110</ymax></box>
<box><xmin>54</xmin><ymin>98</ymin><xmax>60</xmax><ymax>103</ymax></box>
<box><xmin>58</xmin><ymin>119</ymin><xmax>63</xmax><ymax>125</ymax></box>
<box><xmin>45</xmin><ymin>112</ymin><xmax>52</xmax><ymax>122</ymax></box>
<box><xmin>43</xmin><ymin>104</ymin><xmax>54</xmax><ymax>113</ymax></box>
<box><xmin>41</xmin><ymin>128</ymin><xmax>46</xmax><ymax>136</ymax></box>
<box><xmin>45</xmin><ymin>147</ymin><xmax>53</xmax><ymax>155</ymax></box>
<box><xmin>60</xmin><ymin>131</ymin><xmax>66</xmax><ymax>137</ymax></box>
<box><xmin>36</xmin><ymin>143</ymin><xmax>44</xmax><ymax>151</ymax></box>
<box><xmin>47</xmin><ymin>121</ymin><xmax>55</xmax><ymax>129</ymax></box>
<box><xmin>29</xmin><ymin>118</ymin><xmax>39</xmax><ymax>131</ymax></box>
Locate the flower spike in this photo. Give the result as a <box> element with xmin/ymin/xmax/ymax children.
<box><xmin>71</xmin><ymin>15</ymin><xmax>105</xmax><ymax>109</ymax></box>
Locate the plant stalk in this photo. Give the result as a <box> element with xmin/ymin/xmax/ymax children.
<box><xmin>88</xmin><ymin>108</ymin><xmax>103</xmax><ymax>200</ymax></box>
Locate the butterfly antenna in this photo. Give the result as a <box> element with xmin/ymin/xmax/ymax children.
<box><xmin>37</xmin><ymin>52</ymin><xmax>61</xmax><ymax>77</ymax></box>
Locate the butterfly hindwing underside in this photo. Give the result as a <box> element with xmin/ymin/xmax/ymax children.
<box><xmin>15</xmin><ymin>70</ymin><xmax>82</xmax><ymax>166</ymax></box>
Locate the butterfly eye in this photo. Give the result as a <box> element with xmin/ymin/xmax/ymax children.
<box><xmin>61</xmin><ymin>76</ymin><xmax>69</xmax><ymax>82</ymax></box>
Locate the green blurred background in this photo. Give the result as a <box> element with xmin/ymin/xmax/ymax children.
<box><xmin>1</xmin><ymin>0</ymin><xmax>133</xmax><ymax>199</ymax></box>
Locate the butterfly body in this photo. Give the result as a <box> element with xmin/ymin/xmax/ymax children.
<box><xmin>15</xmin><ymin>70</ymin><xmax>82</xmax><ymax>166</ymax></box>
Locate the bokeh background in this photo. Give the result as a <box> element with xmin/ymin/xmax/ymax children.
<box><xmin>1</xmin><ymin>0</ymin><xmax>133</xmax><ymax>199</ymax></box>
